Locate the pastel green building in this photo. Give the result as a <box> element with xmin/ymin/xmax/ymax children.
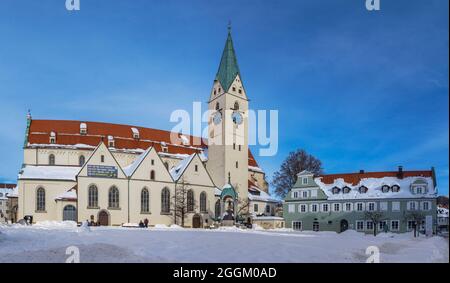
<box><xmin>283</xmin><ymin>168</ymin><xmax>438</xmax><ymax>234</ymax></box>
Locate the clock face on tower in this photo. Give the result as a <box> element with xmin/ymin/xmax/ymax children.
<box><xmin>213</xmin><ymin>111</ymin><xmax>222</xmax><ymax>125</ymax></box>
<box><xmin>231</xmin><ymin>111</ymin><xmax>243</xmax><ymax>125</ymax></box>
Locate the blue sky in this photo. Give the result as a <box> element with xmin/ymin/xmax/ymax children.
<box><xmin>0</xmin><ymin>0</ymin><xmax>448</xmax><ymax>195</ymax></box>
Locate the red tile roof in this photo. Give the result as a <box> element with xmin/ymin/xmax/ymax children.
<box><xmin>28</xmin><ymin>119</ymin><xmax>260</xmax><ymax>167</ymax></box>
<box><xmin>319</xmin><ymin>170</ymin><xmax>433</xmax><ymax>186</ymax></box>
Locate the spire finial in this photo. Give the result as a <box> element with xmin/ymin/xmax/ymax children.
<box><xmin>227</xmin><ymin>21</ymin><xmax>232</xmax><ymax>33</ymax></box>
<box><xmin>228</xmin><ymin>172</ymin><xmax>231</xmax><ymax>184</ymax></box>
<box><xmin>26</xmin><ymin>109</ymin><xmax>32</xmax><ymax>120</ymax></box>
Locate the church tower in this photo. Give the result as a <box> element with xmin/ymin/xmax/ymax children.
<box><xmin>207</xmin><ymin>27</ymin><xmax>249</xmax><ymax>208</ymax></box>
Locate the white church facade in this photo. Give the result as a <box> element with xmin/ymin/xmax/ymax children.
<box><xmin>16</xmin><ymin>29</ymin><xmax>281</xmax><ymax>228</ymax></box>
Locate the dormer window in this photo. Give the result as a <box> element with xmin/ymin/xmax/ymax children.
<box><xmin>359</xmin><ymin>186</ymin><xmax>368</xmax><ymax>194</ymax></box>
<box><xmin>80</xmin><ymin>123</ymin><xmax>87</xmax><ymax>135</ymax></box>
<box><xmin>411</xmin><ymin>179</ymin><xmax>428</xmax><ymax>194</ymax></box>
<box><xmin>391</xmin><ymin>185</ymin><xmax>400</xmax><ymax>192</ymax></box>
<box><xmin>343</xmin><ymin>186</ymin><xmax>351</xmax><ymax>194</ymax></box>
<box><xmin>332</xmin><ymin>187</ymin><xmax>340</xmax><ymax>194</ymax></box>
<box><xmin>108</xmin><ymin>135</ymin><xmax>115</xmax><ymax>148</ymax></box>
<box><xmin>49</xmin><ymin>132</ymin><xmax>56</xmax><ymax>144</ymax></box>
<box><xmin>302</xmin><ymin>177</ymin><xmax>308</xmax><ymax>185</ymax></box>
<box><xmin>131</xmin><ymin>128</ymin><xmax>139</xmax><ymax>139</ymax></box>
<box><xmin>161</xmin><ymin>144</ymin><xmax>168</xmax><ymax>153</ymax></box>
<box><xmin>381</xmin><ymin>185</ymin><xmax>390</xmax><ymax>193</ymax></box>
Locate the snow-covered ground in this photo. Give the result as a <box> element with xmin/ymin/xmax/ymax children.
<box><xmin>0</xmin><ymin>222</ymin><xmax>448</xmax><ymax>263</ymax></box>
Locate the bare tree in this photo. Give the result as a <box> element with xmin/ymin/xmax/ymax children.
<box><xmin>405</xmin><ymin>212</ymin><xmax>425</xmax><ymax>238</ymax></box>
<box><xmin>171</xmin><ymin>178</ymin><xmax>195</xmax><ymax>227</ymax></box>
<box><xmin>364</xmin><ymin>211</ymin><xmax>385</xmax><ymax>236</ymax></box>
<box><xmin>272</xmin><ymin>149</ymin><xmax>323</xmax><ymax>198</ymax></box>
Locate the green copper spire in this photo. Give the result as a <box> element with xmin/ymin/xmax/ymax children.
<box><xmin>215</xmin><ymin>26</ymin><xmax>241</xmax><ymax>92</ymax></box>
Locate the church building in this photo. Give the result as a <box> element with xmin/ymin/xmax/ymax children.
<box><xmin>16</xmin><ymin>29</ymin><xmax>280</xmax><ymax>227</ymax></box>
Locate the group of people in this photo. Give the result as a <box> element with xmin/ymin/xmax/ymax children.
<box><xmin>138</xmin><ymin>218</ymin><xmax>149</xmax><ymax>228</ymax></box>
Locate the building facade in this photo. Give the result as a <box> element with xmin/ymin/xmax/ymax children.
<box><xmin>284</xmin><ymin>168</ymin><xmax>438</xmax><ymax>234</ymax></box>
<box><xmin>16</xmin><ymin>29</ymin><xmax>278</xmax><ymax>227</ymax></box>
<box><xmin>0</xmin><ymin>184</ymin><xmax>16</xmax><ymax>223</ymax></box>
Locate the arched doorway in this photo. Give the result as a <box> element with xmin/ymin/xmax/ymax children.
<box><xmin>98</xmin><ymin>210</ymin><xmax>109</xmax><ymax>226</ymax></box>
<box><xmin>192</xmin><ymin>214</ymin><xmax>202</xmax><ymax>228</ymax></box>
<box><xmin>340</xmin><ymin>219</ymin><xmax>349</xmax><ymax>233</ymax></box>
<box><xmin>63</xmin><ymin>205</ymin><xmax>77</xmax><ymax>222</ymax></box>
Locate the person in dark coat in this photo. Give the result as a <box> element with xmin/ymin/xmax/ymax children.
<box><xmin>139</xmin><ymin>220</ymin><xmax>145</xmax><ymax>228</ymax></box>
<box><xmin>144</xmin><ymin>218</ymin><xmax>149</xmax><ymax>228</ymax></box>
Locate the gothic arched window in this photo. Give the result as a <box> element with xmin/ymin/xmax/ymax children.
<box><xmin>36</xmin><ymin>187</ymin><xmax>46</xmax><ymax>212</ymax></box>
<box><xmin>49</xmin><ymin>154</ymin><xmax>55</xmax><ymax>165</ymax></box>
<box><xmin>108</xmin><ymin>186</ymin><xmax>119</xmax><ymax>208</ymax></box>
<box><xmin>215</xmin><ymin>102</ymin><xmax>220</xmax><ymax>111</ymax></box>
<box><xmin>79</xmin><ymin>155</ymin><xmax>86</xmax><ymax>166</ymax></box>
<box><xmin>200</xmin><ymin>192</ymin><xmax>207</xmax><ymax>213</ymax></box>
<box><xmin>161</xmin><ymin>187</ymin><xmax>170</xmax><ymax>213</ymax></box>
<box><xmin>234</xmin><ymin>101</ymin><xmax>239</xmax><ymax>110</ymax></box>
<box><xmin>187</xmin><ymin>190</ymin><xmax>194</xmax><ymax>212</ymax></box>
<box><xmin>141</xmin><ymin>188</ymin><xmax>150</xmax><ymax>213</ymax></box>
<box><xmin>88</xmin><ymin>185</ymin><xmax>98</xmax><ymax>208</ymax></box>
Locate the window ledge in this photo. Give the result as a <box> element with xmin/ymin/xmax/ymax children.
<box><xmin>87</xmin><ymin>206</ymin><xmax>100</xmax><ymax>209</ymax></box>
<box><xmin>160</xmin><ymin>212</ymin><xmax>171</xmax><ymax>215</ymax></box>
<box><xmin>108</xmin><ymin>207</ymin><xmax>121</xmax><ymax>210</ymax></box>
<box><xmin>140</xmin><ymin>212</ymin><xmax>152</xmax><ymax>215</ymax></box>
<box><xmin>35</xmin><ymin>210</ymin><xmax>47</xmax><ymax>213</ymax></box>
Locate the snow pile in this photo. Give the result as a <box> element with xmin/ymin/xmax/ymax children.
<box><xmin>78</xmin><ymin>221</ymin><xmax>91</xmax><ymax>232</ymax></box>
<box><xmin>33</xmin><ymin>221</ymin><xmax>78</xmax><ymax>229</ymax></box>
<box><xmin>152</xmin><ymin>224</ymin><xmax>184</xmax><ymax>230</ymax></box>
<box><xmin>0</xmin><ymin>225</ymin><xmax>448</xmax><ymax>263</ymax></box>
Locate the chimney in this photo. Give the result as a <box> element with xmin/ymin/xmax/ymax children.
<box><xmin>397</xmin><ymin>166</ymin><xmax>404</xmax><ymax>179</ymax></box>
<box><xmin>359</xmin><ymin>170</ymin><xmax>365</xmax><ymax>174</ymax></box>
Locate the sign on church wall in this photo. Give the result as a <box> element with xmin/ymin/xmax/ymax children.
<box><xmin>87</xmin><ymin>165</ymin><xmax>118</xmax><ymax>178</ymax></box>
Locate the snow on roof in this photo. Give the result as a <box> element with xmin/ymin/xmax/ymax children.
<box><xmin>131</xmin><ymin>127</ymin><xmax>139</xmax><ymax>135</ymax></box>
<box><xmin>437</xmin><ymin>207</ymin><xmax>449</xmax><ymax>218</ymax></box>
<box><xmin>80</xmin><ymin>123</ymin><xmax>87</xmax><ymax>129</ymax></box>
<box><xmin>215</xmin><ymin>187</ymin><xmax>222</xmax><ymax>196</ymax></box>
<box><xmin>180</xmin><ymin>134</ymin><xmax>190</xmax><ymax>145</ymax></box>
<box><xmin>123</xmin><ymin>147</ymin><xmax>152</xmax><ymax>177</ymax></box>
<box><xmin>158</xmin><ymin>152</ymin><xmax>189</xmax><ymax>160</ymax></box>
<box><xmin>0</xmin><ymin>188</ymin><xmax>14</xmax><ymax>200</ymax></box>
<box><xmin>19</xmin><ymin>166</ymin><xmax>80</xmax><ymax>181</ymax></box>
<box><xmin>28</xmin><ymin>143</ymin><xmax>97</xmax><ymax>150</ymax></box>
<box><xmin>314</xmin><ymin>176</ymin><xmax>436</xmax><ymax>200</ymax></box>
<box><xmin>7</xmin><ymin>186</ymin><xmax>19</xmax><ymax>198</ymax></box>
<box><xmin>248</xmin><ymin>185</ymin><xmax>279</xmax><ymax>203</ymax></box>
<box><xmin>248</xmin><ymin>166</ymin><xmax>264</xmax><ymax>173</ymax></box>
<box><xmin>170</xmin><ymin>154</ymin><xmax>195</xmax><ymax>181</ymax></box>
<box><xmin>54</xmin><ymin>188</ymin><xmax>77</xmax><ymax>201</ymax></box>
